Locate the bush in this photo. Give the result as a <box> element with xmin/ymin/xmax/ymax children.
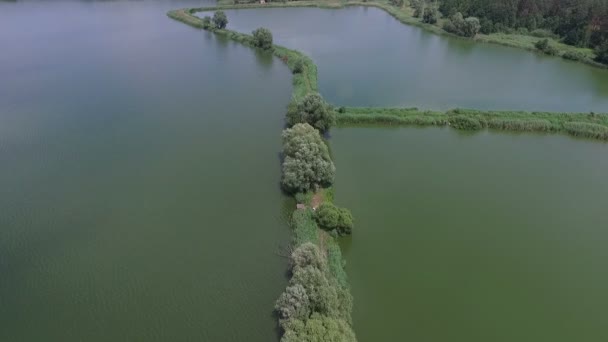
<box><xmin>389</xmin><ymin>0</ymin><xmax>404</xmax><ymax>7</ymax></box>
<box><xmin>281</xmin><ymin>123</ymin><xmax>335</xmax><ymax>193</ymax></box>
<box><xmin>202</xmin><ymin>16</ymin><xmax>212</xmax><ymax>29</ymax></box>
<box><xmin>562</xmin><ymin>50</ymin><xmax>586</xmax><ymax>61</ymax></box>
<box><xmin>448</xmin><ymin>115</ymin><xmax>483</xmax><ymax>130</ymax></box>
<box><xmin>286</xmin><ymin>93</ymin><xmax>335</xmax><ymax>132</ymax></box>
<box><xmin>422</xmin><ymin>7</ymin><xmax>438</xmax><ymax>24</ymax></box>
<box><xmin>443</xmin><ymin>13</ymin><xmax>480</xmax><ymax>37</ymax></box>
<box><xmin>212</xmin><ymin>11</ymin><xmax>228</xmax><ymax>29</ymax></box>
<box><xmin>281</xmin><ymin>314</ymin><xmax>356</xmax><ymax>342</ymax></box>
<box><xmin>594</xmin><ymin>42</ymin><xmax>608</xmax><ymax>65</ymax></box>
<box><xmin>535</xmin><ymin>39</ymin><xmax>558</xmax><ymax>55</ymax></box>
<box><xmin>252</xmin><ymin>27</ymin><xmax>273</xmax><ymax>50</ymax></box>
<box><xmin>314</xmin><ymin>203</ymin><xmax>354</xmax><ymax>236</ymax></box>
<box><xmin>291</xmin><ymin>242</ymin><xmax>325</xmax><ymax>270</ymax></box>
<box><xmin>292</xmin><ymin>58</ymin><xmax>304</xmax><ymax>74</ymax></box>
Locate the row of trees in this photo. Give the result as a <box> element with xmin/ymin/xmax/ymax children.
<box><xmin>437</xmin><ymin>0</ymin><xmax>608</xmax><ymax>55</ymax></box>
<box><xmin>275</xmin><ymin>243</ymin><xmax>355</xmax><ymax>342</ymax></box>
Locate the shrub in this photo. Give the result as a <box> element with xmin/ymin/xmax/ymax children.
<box><xmin>314</xmin><ymin>203</ymin><xmax>354</xmax><ymax>236</ymax></box>
<box><xmin>448</xmin><ymin>115</ymin><xmax>483</xmax><ymax>130</ymax></box>
<box><xmin>281</xmin><ymin>123</ymin><xmax>335</xmax><ymax>193</ymax></box>
<box><xmin>535</xmin><ymin>39</ymin><xmax>558</xmax><ymax>55</ymax></box>
<box><xmin>201</xmin><ymin>16</ymin><xmax>212</xmax><ymax>29</ymax></box>
<box><xmin>252</xmin><ymin>27</ymin><xmax>273</xmax><ymax>50</ymax></box>
<box><xmin>292</xmin><ymin>58</ymin><xmax>304</xmax><ymax>74</ymax></box>
<box><xmin>286</xmin><ymin>93</ymin><xmax>335</xmax><ymax>132</ymax></box>
<box><xmin>281</xmin><ymin>314</ymin><xmax>356</xmax><ymax>342</ymax></box>
<box><xmin>594</xmin><ymin>42</ymin><xmax>608</xmax><ymax>65</ymax></box>
<box><xmin>291</xmin><ymin>242</ymin><xmax>325</xmax><ymax>271</ymax></box>
<box><xmin>389</xmin><ymin>0</ymin><xmax>404</xmax><ymax>7</ymax></box>
<box><xmin>212</xmin><ymin>11</ymin><xmax>228</xmax><ymax>29</ymax></box>
<box><xmin>443</xmin><ymin>13</ymin><xmax>480</xmax><ymax>37</ymax></box>
<box><xmin>422</xmin><ymin>7</ymin><xmax>438</xmax><ymax>24</ymax></box>
<box><xmin>562</xmin><ymin>50</ymin><xmax>586</xmax><ymax>61</ymax></box>
<box><xmin>275</xmin><ymin>284</ymin><xmax>311</xmax><ymax>322</ymax></box>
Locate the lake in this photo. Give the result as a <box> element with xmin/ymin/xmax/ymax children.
<box><xmin>2</xmin><ymin>1</ymin><xmax>608</xmax><ymax>341</ymax></box>
<box><xmin>221</xmin><ymin>6</ymin><xmax>608</xmax><ymax>112</ymax></box>
<box><xmin>331</xmin><ymin>127</ymin><xmax>608</xmax><ymax>342</ymax></box>
<box><xmin>1</xmin><ymin>1</ymin><xmax>292</xmax><ymax>341</ymax></box>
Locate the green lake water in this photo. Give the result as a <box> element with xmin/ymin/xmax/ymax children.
<box><xmin>222</xmin><ymin>7</ymin><xmax>608</xmax><ymax>112</ymax></box>
<box><xmin>1</xmin><ymin>1</ymin><xmax>292</xmax><ymax>341</ymax></box>
<box><xmin>2</xmin><ymin>2</ymin><xmax>608</xmax><ymax>341</ymax></box>
<box><xmin>331</xmin><ymin>127</ymin><xmax>608</xmax><ymax>342</ymax></box>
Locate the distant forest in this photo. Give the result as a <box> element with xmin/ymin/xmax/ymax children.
<box><xmin>439</xmin><ymin>0</ymin><xmax>608</xmax><ymax>49</ymax></box>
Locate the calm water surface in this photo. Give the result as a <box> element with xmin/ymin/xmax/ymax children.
<box><xmin>332</xmin><ymin>127</ymin><xmax>608</xmax><ymax>342</ymax></box>
<box><xmin>1</xmin><ymin>1</ymin><xmax>292</xmax><ymax>341</ymax></box>
<box><xmin>223</xmin><ymin>7</ymin><xmax>608</xmax><ymax>112</ymax></box>
<box><xmin>3</xmin><ymin>2</ymin><xmax>608</xmax><ymax>342</ymax></box>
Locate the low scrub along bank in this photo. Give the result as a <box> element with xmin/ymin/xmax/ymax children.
<box><xmin>337</xmin><ymin>107</ymin><xmax>608</xmax><ymax>141</ymax></box>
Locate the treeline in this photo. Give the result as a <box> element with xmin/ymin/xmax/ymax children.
<box><xmin>279</xmin><ymin>92</ymin><xmax>356</xmax><ymax>340</ymax></box>
<box><xmin>438</xmin><ymin>0</ymin><xmax>608</xmax><ymax>54</ymax></box>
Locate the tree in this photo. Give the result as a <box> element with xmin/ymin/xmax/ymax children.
<box><xmin>286</xmin><ymin>93</ymin><xmax>335</xmax><ymax>133</ymax></box>
<box><xmin>212</xmin><ymin>11</ymin><xmax>228</xmax><ymax>29</ymax></box>
<box><xmin>252</xmin><ymin>27</ymin><xmax>273</xmax><ymax>50</ymax></box>
<box><xmin>281</xmin><ymin>314</ymin><xmax>356</xmax><ymax>342</ymax></box>
<box><xmin>314</xmin><ymin>203</ymin><xmax>354</xmax><ymax>236</ymax></box>
<box><xmin>595</xmin><ymin>42</ymin><xmax>608</xmax><ymax>64</ymax></box>
<box><xmin>423</xmin><ymin>6</ymin><xmax>438</xmax><ymax>24</ymax></box>
<box><xmin>202</xmin><ymin>16</ymin><xmax>212</xmax><ymax>29</ymax></box>
<box><xmin>443</xmin><ymin>12</ymin><xmax>480</xmax><ymax>37</ymax></box>
<box><xmin>281</xmin><ymin>123</ymin><xmax>335</xmax><ymax>193</ymax></box>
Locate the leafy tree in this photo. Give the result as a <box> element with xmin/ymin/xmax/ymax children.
<box><xmin>286</xmin><ymin>93</ymin><xmax>335</xmax><ymax>132</ymax></box>
<box><xmin>595</xmin><ymin>42</ymin><xmax>608</xmax><ymax>64</ymax></box>
<box><xmin>212</xmin><ymin>10</ymin><xmax>228</xmax><ymax>29</ymax></box>
<box><xmin>314</xmin><ymin>203</ymin><xmax>354</xmax><ymax>236</ymax></box>
<box><xmin>252</xmin><ymin>27</ymin><xmax>273</xmax><ymax>50</ymax></box>
<box><xmin>281</xmin><ymin>123</ymin><xmax>335</xmax><ymax>193</ymax></box>
<box><xmin>423</xmin><ymin>6</ymin><xmax>438</xmax><ymax>24</ymax></box>
<box><xmin>281</xmin><ymin>314</ymin><xmax>356</xmax><ymax>342</ymax></box>
<box><xmin>443</xmin><ymin>12</ymin><xmax>480</xmax><ymax>37</ymax></box>
<box><xmin>202</xmin><ymin>16</ymin><xmax>213</xmax><ymax>29</ymax></box>
<box><xmin>535</xmin><ymin>38</ymin><xmax>558</xmax><ymax>55</ymax></box>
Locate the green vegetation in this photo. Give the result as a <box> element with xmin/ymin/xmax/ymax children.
<box><xmin>535</xmin><ymin>38</ymin><xmax>559</xmax><ymax>56</ymax></box>
<box><xmin>212</xmin><ymin>10</ymin><xmax>228</xmax><ymax>29</ymax></box>
<box><xmin>252</xmin><ymin>27</ymin><xmax>273</xmax><ymax>50</ymax></box>
<box><xmin>286</xmin><ymin>93</ymin><xmax>335</xmax><ymax>132</ymax></box>
<box><xmin>281</xmin><ymin>123</ymin><xmax>335</xmax><ymax>193</ymax></box>
<box><xmin>314</xmin><ymin>202</ymin><xmax>354</xmax><ymax>236</ymax></box>
<box><xmin>337</xmin><ymin>107</ymin><xmax>608</xmax><ymax>140</ymax></box>
<box><xmin>443</xmin><ymin>12</ymin><xmax>480</xmax><ymax>37</ymax></box>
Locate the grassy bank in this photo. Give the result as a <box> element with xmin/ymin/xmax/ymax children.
<box><xmin>338</xmin><ymin>107</ymin><xmax>608</xmax><ymax>141</ymax></box>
